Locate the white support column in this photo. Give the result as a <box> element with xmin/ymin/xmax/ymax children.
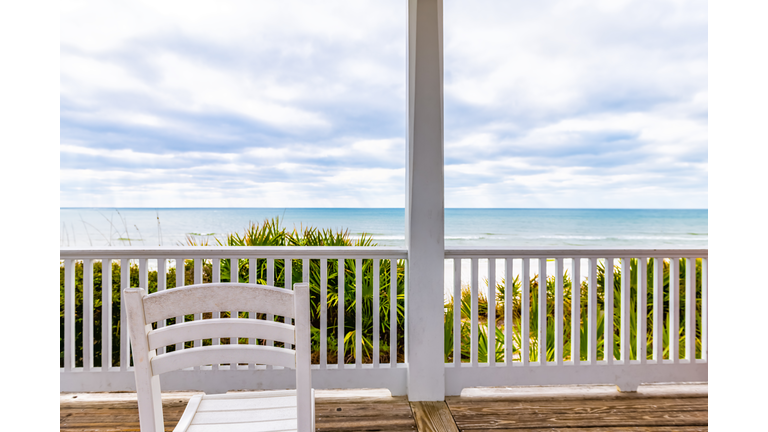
<box><xmin>405</xmin><ymin>0</ymin><xmax>445</xmax><ymax>401</ymax></box>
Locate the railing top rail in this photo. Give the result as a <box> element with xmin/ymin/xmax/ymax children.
<box><xmin>444</xmin><ymin>247</ymin><xmax>708</xmax><ymax>258</ymax></box>
<box><xmin>60</xmin><ymin>246</ymin><xmax>409</xmax><ymax>260</ymax></box>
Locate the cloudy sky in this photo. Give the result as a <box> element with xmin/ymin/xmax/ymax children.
<box><xmin>60</xmin><ymin>0</ymin><xmax>707</xmax><ymax>209</ymax></box>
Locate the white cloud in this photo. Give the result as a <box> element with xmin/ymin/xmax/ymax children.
<box><xmin>60</xmin><ymin>0</ymin><xmax>707</xmax><ymax>208</ymax></box>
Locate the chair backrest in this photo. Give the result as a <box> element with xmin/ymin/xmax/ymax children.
<box><xmin>124</xmin><ymin>282</ymin><xmax>312</xmax><ymax>432</ymax></box>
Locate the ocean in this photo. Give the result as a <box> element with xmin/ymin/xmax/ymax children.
<box><xmin>60</xmin><ymin>208</ymin><xmax>708</xmax><ymax>249</ymax></box>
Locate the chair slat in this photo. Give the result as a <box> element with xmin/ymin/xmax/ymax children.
<box><xmin>148</xmin><ymin>319</ymin><xmax>295</xmax><ymax>351</ymax></box>
<box><xmin>192</xmin><ymin>407</ymin><xmax>297</xmax><ymax>424</ymax></box>
<box><xmin>186</xmin><ymin>419</ymin><xmax>297</xmax><ymax>432</ymax></box>
<box><xmin>151</xmin><ymin>345</ymin><xmax>296</xmax><ymax>376</ymax></box>
<box><xmin>143</xmin><ymin>284</ymin><xmax>295</xmax><ymax>324</ymax></box>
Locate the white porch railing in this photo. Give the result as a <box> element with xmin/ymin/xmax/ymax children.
<box><xmin>60</xmin><ymin>247</ymin><xmax>408</xmax><ymax>395</ymax></box>
<box><xmin>443</xmin><ymin>248</ymin><xmax>707</xmax><ymax>395</ymax></box>
<box><xmin>60</xmin><ymin>247</ymin><xmax>707</xmax><ymax>396</ymax></box>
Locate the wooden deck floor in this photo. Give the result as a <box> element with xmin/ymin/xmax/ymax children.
<box><xmin>60</xmin><ymin>384</ymin><xmax>706</xmax><ymax>431</ymax></box>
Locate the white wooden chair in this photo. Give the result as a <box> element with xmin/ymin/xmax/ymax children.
<box><xmin>124</xmin><ymin>282</ymin><xmax>314</xmax><ymax>432</ymax></box>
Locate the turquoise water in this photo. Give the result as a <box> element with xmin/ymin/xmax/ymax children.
<box><xmin>59</xmin><ymin>208</ymin><xmax>708</xmax><ymax>249</ymax></box>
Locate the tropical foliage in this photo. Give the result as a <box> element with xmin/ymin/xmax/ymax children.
<box><xmin>61</xmin><ymin>218</ymin><xmax>703</xmax><ymax>368</ymax></box>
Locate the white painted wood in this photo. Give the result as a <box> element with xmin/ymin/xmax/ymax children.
<box><xmin>140</xmin><ymin>258</ymin><xmax>149</xmax><ymax>291</ymax></box>
<box><xmin>488</xmin><ymin>258</ymin><xmax>496</xmax><ymax>366</ymax></box>
<box><xmin>637</xmin><ymin>258</ymin><xmax>648</xmax><ymax>364</ymax></box>
<box><xmin>406</xmin><ymin>0</ymin><xmax>445</xmax><ymax>402</ymax></box>
<box><xmin>125</xmin><ymin>282</ymin><xmax>314</xmax><ymax>431</ymax></box>
<box><xmin>173</xmin><ymin>394</ymin><xmax>202</xmax><ymax>432</ymax></box>
<box><xmin>620</xmin><ymin>258</ymin><xmax>630</xmax><ymax>363</ymax></box>
<box><xmin>538</xmin><ymin>258</ymin><xmax>547</xmax><ymax>364</ymax></box>
<box><xmin>84</xmin><ymin>259</ymin><xmax>94</xmax><ymax>371</ymax></box>
<box><xmin>152</xmin><ymin>345</ymin><xmax>296</xmax><ymax>376</ymax></box>
<box><xmin>124</xmin><ymin>288</ymin><xmax>164</xmax><ymax>432</ymax></box>
<box><xmin>320</xmin><ymin>258</ymin><xmax>328</xmax><ymax>369</ymax></box>
<box><xmin>504</xmin><ymin>258</ymin><xmax>512</xmax><ymax>366</ymax></box>
<box><xmin>588</xmin><ymin>258</ymin><xmax>597</xmax><ymax>364</ymax></box>
<box><xmin>391</xmin><ymin>258</ymin><xmax>398</xmax><ymax>367</ymax></box>
<box><xmin>266</xmin><ymin>258</ymin><xmax>275</xmax><ymax>368</ymax></box>
<box><xmin>149</xmin><ymin>319</ymin><xmax>295</xmax><ymax>351</ymax></box>
<box><xmin>213</xmin><ymin>259</ymin><xmax>221</xmax><ymax>359</ymax></box>
<box><xmin>453</xmin><ymin>258</ymin><xmax>461</xmax><ymax>366</ymax></box>
<box><xmin>143</xmin><ymin>284</ymin><xmax>295</xmax><ymax>324</ymax></box>
<box><xmin>571</xmin><ymin>258</ymin><xmax>580</xmax><ymax>365</ymax></box>
<box><xmin>120</xmin><ymin>258</ymin><xmax>130</xmax><ymax>371</ymax></box>
<box><xmin>604</xmin><ymin>258</ymin><xmax>614</xmax><ymax>364</ymax></box>
<box><xmin>64</xmin><ymin>259</ymin><xmax>75</xmax><ymax>371</ymax></box>
<box><xmin>373</xmin><ymin>258</ymin><xmax>380</xmax><ymax>367</ymax></box>
<box><xmin>175</xmin><ymin>257</ymin><xmax>185</xmax><ymax>355</ymax></box>
<box><xmin>685</xmin><ymin>257</ymin><xmax>696</xmax><ymax>360</ymax></box>
<box><xmin>669</xmin><ymin>258</ymin><xmax>680</xmax><ymax>363</ymax></box>
<box><xmin>194</xmin><ymin>259</ymin><xmax>203</xmax><ymax>358</ymax></box>
<box><xmin>338</xmin><ymin>258</ymin><xmax>345</xmax><ymax>367</ymax></box>
<box><xmin>62</xmin><ymin>246</ymin><xmax>408</xmax><ymax>260</ymax></box>
<box><xmin>652</xmin><ymin>257</ymin><xmax>662</xmax><ymax>361</ymax></box>
<box><xmin>294</xmin><ymin>283</ymin><xmax>313</xmax><ymax>432</ymax></box>
<box><xmin>442</xmin><ymin>248</ymin><xmax>708</xmax><ymax>259</ymax></box>
<box><xmin>521</xmin><ymin>258</ymin><xmax>530</xmax><ymax>365</ymax></box>
<box><xmin>157</xmin><ymin>259</ymin><xmax>166</xmax><ymax>355</ymax></box>
<box><xmin>470</xmin><ymin>258</ymin><xmax>479</xmax><ymax>366</ymax></box>
<box><xmin>102</xmin><ymin>258</ymin><xmax>113</xmax><ymax>368</ymax></box>
<box><xmin>355</xmin><ymin>258</ymin><xmax>362</xmax><ymax>366</ymax></box>
<box><xmin>554</xmin><ymin>258</ymin><xmax>563</xmax><ymax>366</ymax></box>
<box><xmin>248</xmin><ymin>258</ymin><xmax>257</xmax><ymax>359</ymax></box>
<box><xmin>701</xmin><ymin>258</ymin><xmax>707</xmax><ymax>361</ymax></box>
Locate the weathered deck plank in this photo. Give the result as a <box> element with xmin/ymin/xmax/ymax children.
<box><xmin>61</xmin><ymin>384</ymin><xmax>707</xmax><ymax>432</ymax></box>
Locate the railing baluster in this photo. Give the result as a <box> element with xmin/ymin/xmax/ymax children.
<box><xmin>120</xmin><ymin>259</ymin><xmax>130</xmax><ymax>370</ymax></box>
<box><xmin>373</xmin><ymin>259</ymin><xmax>380</xmax><ymax>367</ymax></box>
<box><xmin>702</xmin><ymin>257</ymin><xmax>707</xmax><ymax>361</ymax></box>
<box><xmin>652</xmin><ymin>257</ymin><xmax>662</xmax><ymax>362</ymax></box>
<box><xmin>390</xmin><ymin>258</ymin><xmax>397</xmax><ymax>366</ymax></box>
<box><xmin>685</xmin><ymin>257</ymin><xmax>696</xmax><ymax>361</ymax></box>
<box><xmin>571</xmin><ymin>258</ymin><xmax>580</xmax><ymax>364</ymax></box>
<box><xmin>193</xmin><ymin>258</ymin><xmax>202</xmax><ymax>371</ymax></box>
<box><xmin>280</xmin><ymin>258</ymin><xmax>291</xmax><ymax>370</ymax></box>
<box><xmin>453</xmin><ymin>258</ymin><xmax>461</xmax><ymax>366</ymax></box>
<box><xmin>248</xmin><ymin>258</ymin><xmax>257</xmax><ymax>370</ymax></box>
<box><xmin>320</xmin><ymin>258</ymin><xmax>328</xmax><ymax>369</ymax></box>
<box><xmin>620</xmin><ymin>257</ymin><xmax>630</xmax><ymax>363</ymax></box>
<box><xmin>157</xmin><ymin>258</ymin><xmax>166</xmax><ymax>356</ymax></box>
<box><xmin>505</xmin><ymin>258</ymin><xmax>513</xmax><ymax>366</ymax></box>
<box><xmin>637</xmin><ymin>257</ymin><xmax>647</xmax><ymax>364</ymax></box>
<box><xmin>604</xmin><ymin>258</ymin><xmax>614</xmax><ymax>364</ymax></box>
<box><xmin>555</xmin><ymin>257</ymin><xmax>563</xmax><ymax>366</ymax></box>
<box><xmin>488</xmin><ymin>258</ymin><xmax>496</xmax><ymax>366</ymax></box>
<box><xmin>266</xmin><ymin>258</ymin><xmax>275</xmax><ymax>371</ymax></box>
<box><xmin>470</xmin><ymin>258</ymin><xmax>479</xmax><ymax>367</ymax></box>
<box><xmin>338</xmin><ymin>258</ymin><xmax>345</xmax><ymax>367</ymax></box>
<box><xmin>588</xmin><ymin>258</ymin><xmax>597</xmax><ymax>364</ymax></box>
<box><xmin>213</xmin><ymin>258</ymin><xmax>221</xmax><ymax>359</ymax></box>
<box><xmin>102</xmin><ymin>258</ymin><xmax>112</xmax><ymax>368</ymax></box>
<box><xmin>175</xmin><ymin>258</ymin><xmax>184</xmax><ymax>355</ymax></box>
<box><xmin>538</xmin><ymin>257</ymin><xmax>547</xmax><ymax>364</ymax></box>
<box><xmin>83</xmin><ymin>259</ymin><xmax>93</xmax><ymax>371</ymax></box>
<box><xmin>521</xmin><ymin>258</ymin><xmax>530</xmax><ymax>366</ymax></box>
<box><xmin>670</xmin><ymin>258</ymin><xmax>679</xmax><ymax>363</ymax></box>
<box><xmin>64</xmin><ymin>259</ymin><xmax>75</xmax><ymax>371</ymax></box>
<box><xmin>355</xmin><ymin>258</ymin><xmax>363</xmax><ymax>367</ymax></box>
<box><xmin>302</xmin><ymin>258</ymin><xmax>309</xmax><ymax>354</ymax></box>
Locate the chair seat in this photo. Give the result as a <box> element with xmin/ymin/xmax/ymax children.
<box><xmin>174</xmin><ymin>389</ymin><xmax>315</xmax><ymax>432</ymax></box>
